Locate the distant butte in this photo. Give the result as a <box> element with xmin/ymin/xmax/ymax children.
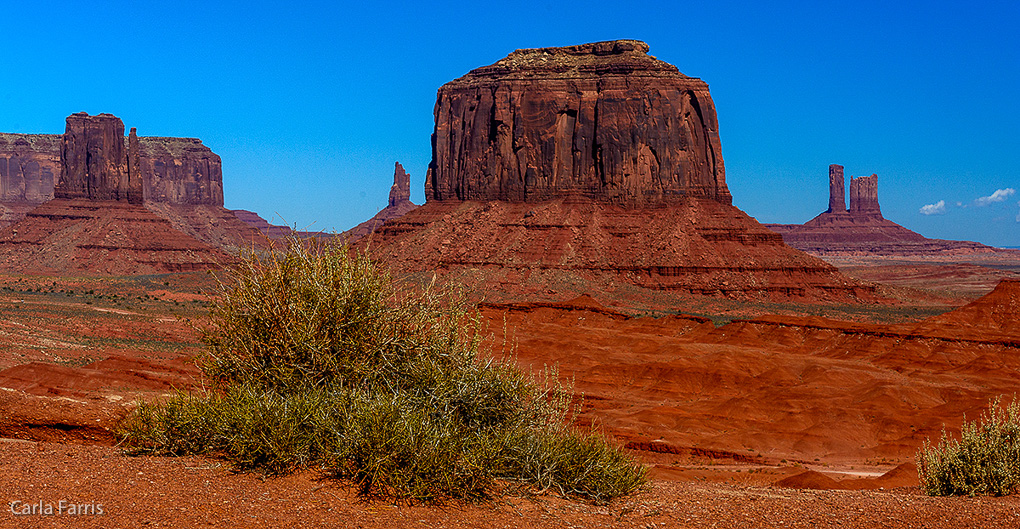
<box><xmin>766</xmin><ymin>164</ymin><xmax>1013</xmax><ymax>256</ymax></box>
<box><xmin>362</xmin><ymin>41</ymin><xmax>873</xmax><ymax>302</ymax></box>
<box><xmin>0</xmin><ymin>113</ymin><xmax>264</xmax><ymax>274</ymax></box>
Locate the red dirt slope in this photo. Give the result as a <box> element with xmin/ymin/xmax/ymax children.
<box><xmin>0</xmin><ymin>198</ymin><xmax>232</xmax><ymax>274</ymax></box>
<box><xmin>366</xmin><ymin>197</ymin><xmax>874</xmax><ymax>303</ymax></box>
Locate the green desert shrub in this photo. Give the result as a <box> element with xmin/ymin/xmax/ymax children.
<box><xmin>118</xmin><ymin>238</ymin><xmax>644</xmax><ymax>503</ymax></box>
<box><xmin>917</xmin><ymin>396</ymin><xmax>1020</xmax><ymax>496</ymax></box>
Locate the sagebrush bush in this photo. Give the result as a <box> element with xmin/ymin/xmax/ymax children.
<box><xmin>917</xmin><ymin>396</ymin><xmax>1020</xmax><ymax>496</ymax></box>
<box><xmin>118</xmin><ymin>238</ymin><xmax>644</xmax><ymax>503</ymax></box>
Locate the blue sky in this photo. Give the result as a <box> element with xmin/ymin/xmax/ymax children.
<box><xmin>2</xmin><ymin>1</ymin><xmax>1017</xmax><ymax>245</ymax></box>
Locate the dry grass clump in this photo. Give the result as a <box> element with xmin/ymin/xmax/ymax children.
<box><xmin>119</xmin><ymin>238</ymin><xmax>644</xmax><ymax>503</ymax></box>
<box><xmin>917</xmin><ymin>396</ymin><xmax>1020</xmax><ymax>496</ymax></box>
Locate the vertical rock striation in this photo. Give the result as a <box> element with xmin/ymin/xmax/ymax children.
<box><xmin>1</xmin><ymin>115</ymin><xmax>223</xmax><ymax>209</ymax></box>
<box><xmin>0</xmin><ymin>134</ymin><xmax>60</xmax><ymax>203</ymax></box>
<box><xmin>57</xmin><ymin>113</ymin><xmax>131</xmax><ymax>201</ymax></box>
<box><xmin>389</xmin><ymin>161</ymin><xmax>411</xmax><ymax>207</ymax></box>
<box><xmin>428</xmin><ymin>40</ymin><xmax>730</xmax><ymax>207</ymax></box>
<box><xmin>139</xmin><ymin>137</ymin><xmax>223</xmax><ymax>206</ymax></box>
<box><xmin>849</xmin><ymin>174</ymin><xmax>880</xmax><ymax>218</ymax></box>
<box><xmin>364</xmin><ymin>42</ymin><xmax>873</xmax><ymax>302</ymax></box>
<box><xmin>827</xmin><ymin>164</ymin><xmax>846</xmax><ymax>213</ymax></box>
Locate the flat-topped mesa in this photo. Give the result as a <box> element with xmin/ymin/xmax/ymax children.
<box><xmin>1</xmin><ymin>114</ymin><xmax>223</xmax><ymax>208</ymax></box>
<box><xmin>849</xmin><ymin>174</ymin><xmax>881</xmax><ymax>219</ymax></box>
<box><xmin>389</xmin><ymin>162</ymin><xmax>411</xmax><ymax>207</ymax></box>
<box><xmin>826</xmin><ymin>164</ymin><xmax>847</xmax><ymax>213</ymax></box>
<box><xmin>427</xmin><ymin>39</ymin><xmax>730</xmax><ymax>207</ymax></box>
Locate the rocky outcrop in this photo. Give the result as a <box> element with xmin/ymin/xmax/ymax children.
<box><xmin>359</xmin><ymin>42</ymin><xmax>876</xmax><ymax>302</ymax></box>
<box><xmin>139</xmin><ymin>136</ymin><xmax>223</xmax><ymax>206</ymax></box>
<box><xmin>0</xmin><ymin>114</ymin><xmax>224</xmax><ymax>223</ymax></box>
<box><xmin>344</xmin><ymin>162</ymin><xmax>418</xmax><ymax>242</ymax></box>
<box><xmin>849</xmin><ymin>173</ymin><xmax>880</xmax><ymax>218</ymax></box>
<box><xmin>0</xmin><ymin>114</ymin><xmax>261</xmax><ymax>272</ymax></box>
<box><xmin>767</xmin><ymin>165</ymin><xmax>1012</xmax><ymax>256</ymax></box>
<box><xmin>56</xmin><ymin>113</ymin><xmax>142</xmax><ymax>204</ymax></box>
<box><xmin>389</xmin><ymin>162</ymin><xmax>411</xmax><ymax>207</ymax></box>
<box><xmin>427</xmin><ymin>40</ymin><xmax>730</xmax><ymax>207</ymax></box>
<box><xmin>826</xmin><ymin>164</ymin><xmax>846</xmax><ymax>213</ymax></box>
<box><xmin>0</xmin><ymin>134</ymin><xmax>60</xmax><ymax>204</ymax></box>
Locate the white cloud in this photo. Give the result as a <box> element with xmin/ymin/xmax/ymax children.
<box><xmin>975</xmin><ymin>188</ymin><xmax>1016</xmax><ymax>206</ymax></box>
<box><xmin>920</xmin><ymin>200</ymin><xmax>947</xmax><ymax>215</ymax></box>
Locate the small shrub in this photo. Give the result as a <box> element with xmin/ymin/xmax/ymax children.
<box><xmin>917</xmin><ymin>396</ymin><xmax>1020</xmax><ymax>496</ymax></box>
<box><xmin>119</xmin><ymin>238</ymin><xmax>644</xmax><ymax>503</ymax></box>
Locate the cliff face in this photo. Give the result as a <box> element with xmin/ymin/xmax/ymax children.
<box><xmin>0</xmin><ymin>115</ymin><xmax>223</xmax><ymax>209</ymax></box>
<box><xmin>56</xmin><ymin>113</ymin><xmax>142</xmax><ymax>204</ymax></box>
<box><xmin>361</xmin><ymin>42</ymin><xmax>873</xmax><ymax>302</ymax></box>
<box><xmin>139</xmin><ymin>137</ymin><xmax>223</xmax><ymax>205</ymax></box>
<box><xmin>0</xmin><ymin>134</ymin><xmax>60</xmax><ymax>203</ymax></box>
<box><xmin>427</xmin><ymin>40</ymin><xmax>730</xmax><ymax>207</ymax></box>
<box><xmin>849</xmin><ymin>174</ymin><xmax>880</xmax><ymax>218</ymax></box>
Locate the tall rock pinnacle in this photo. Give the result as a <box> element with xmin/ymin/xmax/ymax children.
<box><xmin>827</xmin><ymin>164</ymin><xmax>846</xmax><ymax>213</ymax></box>
<box><xmin>427</xmin><ymin>40</ymin><xmax>730</xmax><ymax>206</ymax></box>
<box><xmin>389</xmin><ymin>162</ymin><xmax>411</xmax><ymax>207</ymax></box>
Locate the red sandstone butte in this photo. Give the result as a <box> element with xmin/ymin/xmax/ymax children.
<box><xmin>767</xmin><ymin>164</ymin><xmax>1016</xmax><ymax>256</ymax></box>
<box><xmin>364</xmin><ymin>41</ymin><xmax>871</xmax><ymax>302</ymax></box>
<box><xmin>427</xmin><ymin>39</ymin><xmax>730</xmax><ymax>207</ymax></box>
<box><xmin>0</xmin><ymin>113</ymin><xmax>241</xmax><ymax>274</ymax></box>
<box><xmin>0</xmin><ymin>114</ymin><xmax>260</xmax><ymax>251</ymax></box>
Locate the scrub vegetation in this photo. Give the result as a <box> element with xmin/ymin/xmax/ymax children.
<box><xmin>917</xmin><ymin>396</ymin><xmax>1020</xmax><ymax>497</ymax></box>
<box><xmin>118</xmin><ymin>238</ymin><xmax>644</xmax><ymax>503</ymax></box>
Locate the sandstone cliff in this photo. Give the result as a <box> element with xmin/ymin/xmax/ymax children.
<box><xmin>0</xmin><ymin>115</ymin><xmax>226</xmax><ymax>225</ymax></box>
<box><xmin>139</xmin><ymin>136</ymin><xmax>223</xmax><ymax>205</ymax></box>
<box><xmin>363</xmin><ymin>41</ymin><xmax>872</xmax><ymax>302</ymax></box>
<box><xmin>57</xmin><ymin>113</ymin><xmax>142</xmax><ymax>204</ymax></box>
<box><xmin>0</xmin><ymin>134</ymin><xmax>60</xmax><ymax>203</ymax></box>
<box><xmin>428</xmin><ymin>40</ymin><xmax>730</xmax><ymax>207</ymax></box>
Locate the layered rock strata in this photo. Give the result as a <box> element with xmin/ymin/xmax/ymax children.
<box><xmin>0</xmin><ymin>115</ymin><xmax>226</xmax><ymax>228</ymax></box>
<box><xmin>363</xmin><ymin>41</ymin><xmax>869</xmax><ymax>301</ymax></box>
<box><xmin>428</xmin><ymin>40</ymin><xmax>730</xmax><ymax>207</ymax></box>
<box><xmin>0</xmin><ymin>199</ymin><xmax>230</xmax><ymax>274</ymax></box>
<box><xmin>767</xmin><ymin>165</ymin><xmax>1010</xmax><ymax>255</ymax></box>
<box><xmin>367</xmin><ymin>197</ymin><xmax>872</xmax><ymax>301</ymax></box>
<box><xmin>0</xmin><ymin>113</ymin><xmax>255</xmax><ymax>273</ymax></box>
